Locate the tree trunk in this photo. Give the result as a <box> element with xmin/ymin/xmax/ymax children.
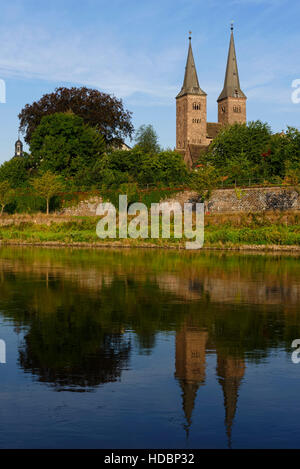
<box><xmin>46</xmin><ymin>198</ymin><xmax>49</xmax><ymax>215</ymax></box>
<box><xmin>0</xmin><ymin>205</ymin><xmax>4</xmax><ymax>217</ymax></box>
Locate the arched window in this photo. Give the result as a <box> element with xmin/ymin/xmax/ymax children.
<box><xmin>233</xmin><ymin>105</ymin><xmax>241</xmax><ymax>113</ymax></box>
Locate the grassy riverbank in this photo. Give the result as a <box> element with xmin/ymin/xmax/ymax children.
<box><xmin>0</xmin><ymin>212</ymin><xmax>300</xmax><ymax>250</ymax></box>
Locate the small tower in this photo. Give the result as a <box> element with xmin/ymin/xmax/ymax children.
<box><xmin>218</xmin><ymin>23</ymin><xmax>247</xmax><ymax>126</ymax></box>
<box><xmin>14</xmin><ymin>136</ymin><xmax>24</xmax><ymax>157</ymax></box>
<box><xmin>176</xmin><ymin>33</ymin><xmax>208</xmax><ymax>153</ymax></box>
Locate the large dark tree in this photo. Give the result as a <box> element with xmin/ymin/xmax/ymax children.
<box><xmin>19</xmin><ymin>86</ymin><xmax>134</xmax><ymax>145</ymax></box>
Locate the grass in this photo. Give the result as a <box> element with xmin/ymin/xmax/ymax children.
<box><xmin>0</xmin><ymin>212</ymin><xmax>300</xmax><ymax>249</ymax></box>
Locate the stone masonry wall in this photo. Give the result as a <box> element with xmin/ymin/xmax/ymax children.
<box><xmin>165</xmin><ymin>186</ymin><xmax>300</xmax><ymax>213</ymax></box>
<box><xmin>59</xmin><ymin>197</ymin><xmax>103</xmax><ymax>216</ymax></box>
<box><xmin>57</xmin><ymin>187</ymin><xmax>300</xmax><ymax>216</ymax></box>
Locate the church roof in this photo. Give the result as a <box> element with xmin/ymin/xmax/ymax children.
<box><xmin>218</xmin><ymin>27</ymin><xmax>246</xmax><ymax>102</ymax></box>
<box><xmin>186</xmin><ymin>144</ymin><xmax>208</xmax><ymax>167</ymax></box>
<box><xmin>177</xmin><ymin>37</ymin><xmax>206</xmax><ymax>99</ymax></box>
<box><xmin>207</xmin><ymin>122</ymin><xmax>222</xmax><ymax>139</ymax></box>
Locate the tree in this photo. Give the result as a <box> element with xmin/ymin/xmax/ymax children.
<box><xmin>134</xmin><ymin>125</ymin><xmax>161</xmax><ymax>154</ymax></box>
<box><xmin>31</xmin><ymin>171</ymin><xmax>64</xmax><ymax>215</ymax></box>
<box><xmin>19</xmin><ymin>86</ymin><xmax>134</xmax><ymax>145</ymax></box>
<box><xmin>0</xmin><ymin>181</ymin><xmax>15</xmax><ymax>215</ymax></box>
<box><xmin>205</xmin><ymin>121</ymin><xmax>272</xmax><ymax>182</ymax></box>
<box><xmin>29</xmin><ymin>112</ymin><xmax>106</xmax><ymax>181</ymax></box>
<box><xmin>0</xmin><ymin>155</ymin><xmax>31</xmax><ymax>188</ymax></box>
<box><xmin>190</xmin><ymin>165</ymin><xmax>219</xmax><ymax>202</ymax></box>
<box><xmin>101</xmin><ymin>148</ymin><xmax>189</xmax><ymax>188</ymax></box>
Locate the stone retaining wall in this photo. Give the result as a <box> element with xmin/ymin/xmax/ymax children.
<box><xmin>58</xmin><ymin>187</ymin><xmax>300</xmax><ymax>216</ymax></box>
<box><xmin>59</xmin><ymin>197</ymin><xmax>103</xmax><ymax>216</ymax></box>
<box><xmin>166</xmin><ymin>186</ymin><xmax>300</xmax><ymax>213</ymax></box>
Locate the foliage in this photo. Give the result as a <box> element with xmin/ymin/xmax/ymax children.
<box><xmin>29</xmin><ymin>112</ymin><xmax>106</xmax><ymax>182</ymax></box>
<box><xmin>1</xmin><ymin>215</ymin><xmax>300</xmax><ymax>246</ymax></box>
<box><xmin>205</xmin><ymin>121</ymin><xmax>300</xmax><ymax>184</ymax></box>
<box><xmin>0</xmin><ymin>181</ymin><xmax>15</xmax><ymax>215</ymax></box>
<box><xmin>134</xmin><ymin>124</ymin><xmax>161</xmax><ymax>154</ymax></box>
<box><xmin>283</xmin><ymin>165</ymin><xmax>300</xmax><ymax>186</ymax></box>
<box><xmin>205</xmin><ymin>121</ymin><xmax>272</xmax><ymax>181</ymax></box>
<box><xmin>31</xmin><ymin>171</ymin><xmax>64</xmax><ymax>214</ymax></box>
<box><xmin>101</xmin><ymin>148</ymin><xmax>189</xmax><ymax>188</ymax></box>
<box><xmin>190</xmin><ymin>165</ymin><xmax>219</xmax><ymax>201</ymax></box>
<box><xmin>0</xmin><ymin>155</ymin><xmax>32</xmax><ymax>188</ymax></box>
<box><xmin>19</xmin><ymin>86</ymin><xmax>134</xmax><ymax>145</ymax></box>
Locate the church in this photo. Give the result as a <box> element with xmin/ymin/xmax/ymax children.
<box><xmin>176</xmin><ymin>25</ymin><xmax>247</xmax><ymax>168</ymax></box>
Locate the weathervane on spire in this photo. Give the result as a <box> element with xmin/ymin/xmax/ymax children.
<box><xmin>189</xmin><ymin>30</ymin><xmax>192</xmax><ymax>40</ymax></box>
<box><xmin>231</xmin><ymin>21</ymin><xmax>234</xmax><ymax>31</ymax></box>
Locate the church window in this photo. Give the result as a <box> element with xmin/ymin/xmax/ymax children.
<box><xmin>193</xmin><ymin>102</ymin><xmax>201</xmax><ymax>110</ymax></box>
<box><xmin>233</xmin><ymin>105</ymin><xmax>241</xmax><ymax>113</ymax></box>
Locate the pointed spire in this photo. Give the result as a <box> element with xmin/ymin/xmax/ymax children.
<box><xmin>177</xmin><ymin>33</ymin><xmax>206</xmax><ymax>98</ymax></box>
<box><xmin>218</xmin><ymin>23</ymin><xmax>246</xmax><ymax>102</ymax></box>
<box><xmin>217</xmin><ymin>355</ymin><xmax>245</xmax><ymax>449</ymax></box>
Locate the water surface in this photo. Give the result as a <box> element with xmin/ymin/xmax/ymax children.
<box><xmin>0</xmin><ymin>247</ymin><xmax>300</xmax><ymax>448</ymax></box>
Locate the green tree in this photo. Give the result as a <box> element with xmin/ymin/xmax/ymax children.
<box><xmin>0</xmin><ymin>155</ymin><xmax>31</xmax><ymax>188</ymax></box>
<box><xmin>134</xmin><ymin>125</ymin><xmax>161</xmax><ymax>154</ymax></box>
<box><xmin>190</xmin><ymin>165</ymin><xmax>219</xmax><ymax>202</ymax></box>
<box><xmin>19</xmin><ymin>86</ymin><xmax>133</xmax><ymax>145</ymax></box>
<box><xmin>29</xmin><ymin>112</ymin><xmax>106</xmax><ymax>182</ymax></box>
<box><xmin>0</xmin><ymin>181</ymin><xmax>15</xmax><ymax>215</ymax></box>
<box><xmin>31</xmin><ymin>171</ymin><xmax>64</xmax><ymax>215</ymax></box>
<box><xmin>101</xmin><ymin>148</ymin><xmax>189</xmax><ymax>188</ymax></box>
<box><xmin>205</xmin><ymin>121</ymin><xmax>272</xmax><ymax>182</ymax></box>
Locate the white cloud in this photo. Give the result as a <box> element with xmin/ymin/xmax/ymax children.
<box><xmin>0</xmin><ymin>13</ymin><xmax>185</xmax><ymax>102</ymax></box>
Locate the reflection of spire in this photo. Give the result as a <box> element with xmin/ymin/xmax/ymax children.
<box><xmin>178</xmin><ymin>380</ymin><xmax>200</xmax><ymax>438</ymax></box>
<box><xmin>217</xmin><ymin>355</ymin><xmax>245</xmax><ymax>448</ymax></box>
<box><xmin>175</xmin><ymin>323</ymin><xmax>208</xmax><ymax>437</ymax></box>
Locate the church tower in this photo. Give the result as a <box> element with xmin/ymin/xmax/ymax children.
<box><xmin>218</xmin><ymin>24</ymin><xmax>247</xmax><ymax>126</ymax></box>
<box><xmin>176</xmin><ymin>34</ymin><xmax>208</xmax><ymax>152</ymax></box>
<box><xmin>14</xmin><ymin>137</ymin><xmax>24</xmax><ymax>158</ymax></box>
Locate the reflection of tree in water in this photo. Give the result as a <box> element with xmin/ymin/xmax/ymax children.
<box><xmin>1</xmin><ymin>272</ymin><xmax>184</xmax><ymax>392</ymax></box>
<box><xmin>19</xmin><ymin>325</ymin><xmax>131</xmax><ymax>391</ymax></box>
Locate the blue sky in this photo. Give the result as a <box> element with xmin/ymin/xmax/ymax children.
<box><xmin>0</xmin><ymin>0</ymin><xmax>300</xmax><ymax>163</ymax></box>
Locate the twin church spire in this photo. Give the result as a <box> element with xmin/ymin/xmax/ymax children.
<box><xmin>176</xmin><ymin>34</ymin><xmax>206</xmax><ymax>98</ymax></box>
<box><xmin>218</xmin><ymin>24</ymin><xmax>246</xmax><ymax>102</ymax></box>
<box><xmin>176</xmin><ymin>25</ymin><xmax>247</xmax><ymax>167</ymax></box>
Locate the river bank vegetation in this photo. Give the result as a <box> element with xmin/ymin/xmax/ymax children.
<box><xmin>1</xmin><ymin>211</ymin><xmax>300</xmax><ymax>249</ymax></box>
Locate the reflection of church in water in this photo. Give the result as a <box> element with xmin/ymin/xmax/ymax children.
<box><xmin>175</xmin><ymin>319</ymin><xmax>245</xmax><ymax>446</ymax></box>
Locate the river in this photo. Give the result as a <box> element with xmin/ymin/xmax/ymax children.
<box><xmin>0</xmin><ymin>247</ymin><xmax>299</xmax><ymax>448</ymax></box>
